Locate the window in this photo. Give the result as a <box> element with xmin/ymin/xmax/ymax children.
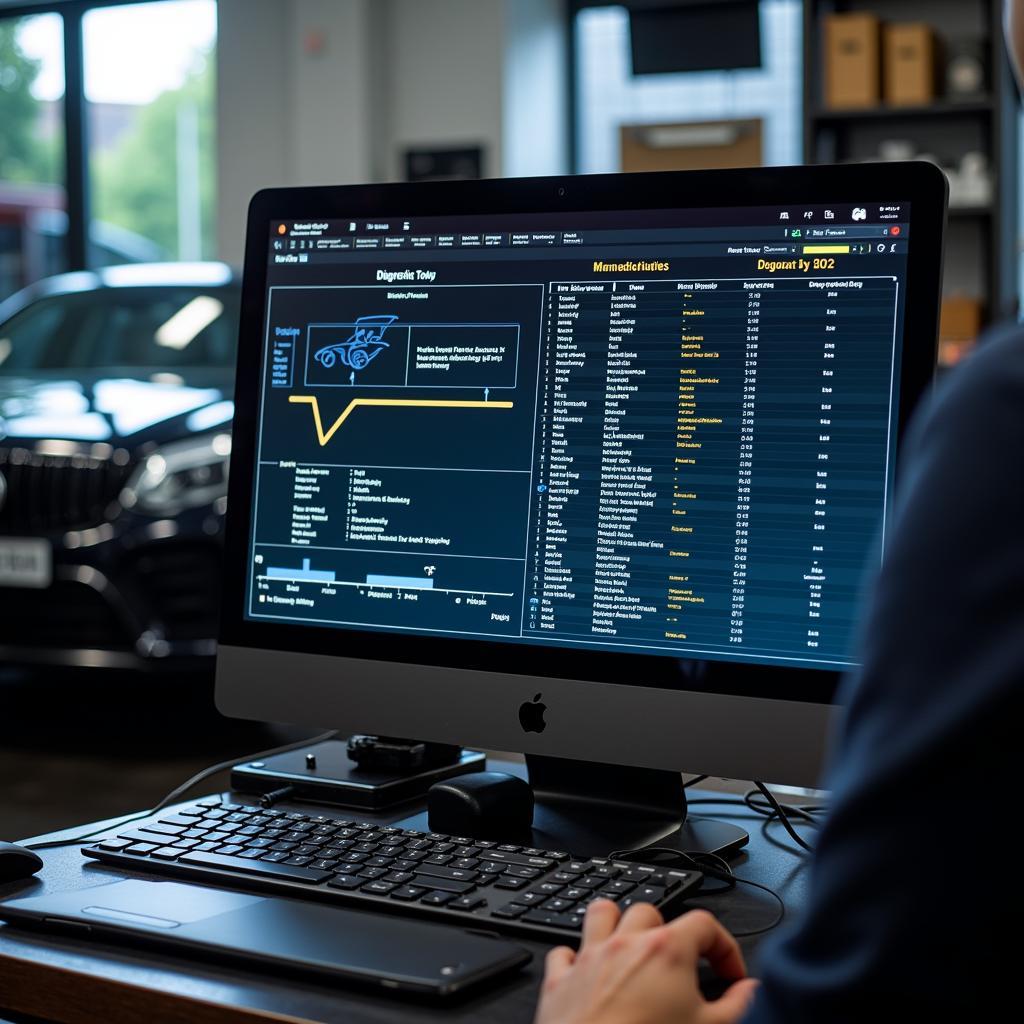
<box><xmin>574</xmin><ymin>1</ymin><xmax>802</xmax><ymax>174</ymax></box>
<box><xmin>85</xmin><ymin>0</ymin><xmax>217</xmax><ymax>265</ymax></box>
<box><xmin>0</xmin><ymin>0</ymin><xmax>217</xmax><ymax>305</ymax></box>
<box><xmin>0</xmin><ymin>12</ymin><xmax>65</xmax><ymax>299</ymax></box>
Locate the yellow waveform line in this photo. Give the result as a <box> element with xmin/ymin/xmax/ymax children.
<box><xmin>288</xmin><ymin>394</ymin><xmax>514</xmax><ymax>446</ymax></box>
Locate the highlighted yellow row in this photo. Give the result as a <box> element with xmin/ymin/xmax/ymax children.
<box><xmin>802</xmin><ymin>244</ymin><xmax>850</xmax><ymax>254</ymax></box>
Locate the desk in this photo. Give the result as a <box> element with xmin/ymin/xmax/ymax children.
<box><xmin>0</xmin><ymin>767</ymin><xmax>812</xmax><ymax>1024</ymax></box>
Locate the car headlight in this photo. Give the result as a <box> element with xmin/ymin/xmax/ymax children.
<box><xmin>122</xmin><ymin>433</ymin><xmax>231</xmax><ymax>515</ymax></box>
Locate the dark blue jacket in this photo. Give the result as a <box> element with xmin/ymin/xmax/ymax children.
<box><xmin>746</xmin><ymin>326</ymin><xmax>1023</xmax><ymax>1019</ymax></box>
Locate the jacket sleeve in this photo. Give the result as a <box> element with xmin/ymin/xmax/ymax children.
<box><xmin>744</xmin><ymin>327</ymin><xmax>1024</xmax><ymax>1021</ymax></box>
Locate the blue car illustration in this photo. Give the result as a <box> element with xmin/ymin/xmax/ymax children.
<box><xmin>314</xmin><ymin>314</ymin><xmax>397</xmax><ymax>371</ymax></box>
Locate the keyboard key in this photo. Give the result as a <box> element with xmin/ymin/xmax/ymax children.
<box><xmin>283</xmin><ymin>855</ymin><xmax>313</xmax><ymax>866</ymax></box>
<box><xmin>125</xmin><ymin>843</ymin><xmax>158</xmax><ymax>855</ymax></box>
<box><xmin>216</xmin><ymin>844</ymin><xmax>245</xmax><ymax>856</ymax></box>
<box><xmin>420</xmin><ymin>891</ymin><xmax>455</xmax><ymax>906</ymax></box>
<box><xmin>327</xmin><ymin>873</ymin><xmax>363</xmax><ymax>890</ymax></box>
<box><xmin>451</xmin><ymin>895</ymin><xmax>486</xmax><ymax>910</ymax></box>
<box><xmin>238</xmin><ymin>849</ymin><xmax>264</xmax><ymax>860</ymax></box>
<box><xmin>494</xmin><ymin>876</ymin><xmax>527</xmax><ymax>890</ymax></box>
<box><xmin>623</xmin><ymin>867</ymin><xmax>652</xmax><ymax>881</ymax></box>
<box><xmin>172</xmin><ymin>838</ymin><xmax>200</xmax><ymax>849</ymax></box>
<box><xmin>159</xmin><ymin>814</ymin><xmax>201</xmax><ymax>827</ymax></box>
<box><xmin>504</xmin><ymin>866</ymin><xmax>541</xmax><ymax>879</ymax></box>
<box><xmin>523</xmin><ymin>909</ymin><xmax>579</xmax><ymax>929</ymax></box>
<box><xmin>410</xmin><ymin>874</ymin><xmax>474</xmax><ymax>894</ymax></box>
<box><xmin>552</xmin><ymin>871</ymin><xmax>581</xmax><ymax>883</ymax></box>
<box><xmin>511</xmin><ymin>892</ymin><xmax>547</xmax><ymax>906</ymax></box>
<box><xmin>492</xmin><ymin>903</ymin><xmax>527</xmax><ymax>919</ymax></box>
<box><xmin>361</xmin><ymin>881</ymin><xmax>396</xmax><ymax>895</ymax></box>
<box><xmin>150</xmin><ymin>847</ymin><xmax>184</xmax><ymax>860</ymax></box>
<box><xmin>310</xmin><ymin>859</ymin><xmax>338</xmax><ymax>871</ymax></box>
<box><xmin>359</xmin><ymin>867</ymin><xmax>388</xmax><ymax>880</ymax></box>
<box><xmin>390</xmin><ymin>885</ymin><xmax>427</xmax><ymax>901</ymax></box>
<box><xmin>593</xmin><ymin>865</ymin><xmax>620</xmax><ymax>878</ymax></box>
<box><xmin>181</xmin><ymin>851</ymin><xmax>331</xmax><ymax>883</ymax></box>
<box><xmin>542</xmin><ymin>897</ymin><xmax>574</xmax><ymax>912</ymax></box>
<box><xmin>383</xmin><ymin>871</ymin><xmax>414</xmax><ymax>884</ymax></box>
<box><xmin>631</xmin><ymin>886</ymin><xmax>666</xmax><ymax>903</ymax></box>
<box><xmin>483</xmin><ymin>850</ymin><xmax>554</xmax><ymax>869</ymax></box>
<box><xmin>414</xmin><ymin>863</ymin><xmax>478</xmax><ymax>883</ymax></box>
<box><xmin>602</xmin><ymin>879</ymin><xmax>635</xmax><ymax>894</ymax></box>
<box><xmin>137</xmin><ymin>822</ymin><xmax>186</xmax><ymax>837</ymax></box>
<box><xmin>536</xmin><ymin>882</ymin><xmax>564</xmax><ymax>895</ymax></box>
<box><xmin>96</xmin><ymin>838</ymin><xmax>133</xmax><ymax>851</ymax></box>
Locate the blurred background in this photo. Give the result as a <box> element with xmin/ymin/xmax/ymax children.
<box><xmin>1</xmin><ymin>0</ymin><xmax>1018</xmax><ymax>841</ymax></box>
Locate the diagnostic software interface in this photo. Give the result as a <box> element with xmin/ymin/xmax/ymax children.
<box><xmin>246</xmin><ymin>203</ymin><xmax>910</xmax><ymax>670</ymax></box>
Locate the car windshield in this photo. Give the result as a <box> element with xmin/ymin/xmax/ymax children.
<box><xmin>0</xmin><ymin>285</ymin><xmax>239</xmax><ymax>373</ymax></box>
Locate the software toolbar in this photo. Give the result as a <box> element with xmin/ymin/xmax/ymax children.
<box><xmin>246</xmin><ymin>205</ymin><xmax>909</xmax><ymax>670</ymax></box>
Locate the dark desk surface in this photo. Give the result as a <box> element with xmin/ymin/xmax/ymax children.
<box><xmin>0</xmin><ymin>767</ymin><xmax>813</xmax><ymax>1024</ymax></box>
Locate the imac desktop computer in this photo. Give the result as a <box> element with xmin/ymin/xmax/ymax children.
<box><xmin>214</xmin><ymin>163</ymin><xmax>946</xmax><ymax>858</ymax></box>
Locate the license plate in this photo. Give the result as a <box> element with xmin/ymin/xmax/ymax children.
<box><xmin>0</xmin><ymin>538</ymin><xmax>53</xmax><ymax>588</ymax></box>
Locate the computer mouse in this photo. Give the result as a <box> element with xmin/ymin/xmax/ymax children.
<box><xmin>0</xmin><ymin>842</ymin><xmax>44</xmax><ymax>882</ymax></box>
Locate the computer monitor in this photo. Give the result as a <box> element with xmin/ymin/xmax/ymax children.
<box><xmin>217</xmin><ymin>164</ymin><xmax>945</xmax><ymax>851</ymax></box>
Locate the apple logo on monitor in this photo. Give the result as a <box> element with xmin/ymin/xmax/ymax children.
<box><xmin>518</xmin><ymin>693</ymin><xmax>547</xmax><ymax>733</ymax></box>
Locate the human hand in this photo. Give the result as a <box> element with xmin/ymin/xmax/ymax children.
<box><xmin>534</xmin><ymin>899</ymin><xmax>759</xmax><ymax>1024</ymax></box>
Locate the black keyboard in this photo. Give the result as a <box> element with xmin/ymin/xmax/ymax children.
<box><xmin>82</xmin><ymin>798</ymin><xmax>703</xmax><ymax>943</ymax></box>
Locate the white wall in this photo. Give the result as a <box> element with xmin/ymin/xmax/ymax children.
<box><xmin>503</xmin><ymin>0</ymin><xmax>569</xmax><ymax>180</ymax></box>
<box><xmin>381</xmin><ymin>0</ymin><xmax>505</xmax><ymax>181</ymax></box>
<box><xmin>216</xmin><ymin>0</ymin><xmax>569</xmax><ymax>262</ymax></box>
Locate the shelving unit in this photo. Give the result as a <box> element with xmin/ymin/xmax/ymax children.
<box><xmin>802</xmin><ymin>0</ymin><xmax>1020</xmax><ymax>361</ymax></box>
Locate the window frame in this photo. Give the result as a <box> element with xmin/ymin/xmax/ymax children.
<box><xmin>0</xmin><ymin>0</ymin><xmax>202</xmax><ymax>271</ymax></box>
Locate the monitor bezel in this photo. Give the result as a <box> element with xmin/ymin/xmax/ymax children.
<box><xmin>219</xmin><ymin>162</ymin><xmax>946</xmax><ymax>710</ymax></box>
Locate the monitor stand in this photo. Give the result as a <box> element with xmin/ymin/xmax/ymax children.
<box><xmin>523</xmin><ymin>755</ymin><xmax>748</xmax><ymax>860</ymax></box>
<box><xmin>397</xmin><ymin>754</ymin><xmax>749</xmax><ymax>860</ymax></box>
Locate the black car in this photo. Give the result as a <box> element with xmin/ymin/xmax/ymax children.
<box><xmin>0</xmin><ymin>263</ymin><xmax>241</xmax><ymax>670</ymax></box>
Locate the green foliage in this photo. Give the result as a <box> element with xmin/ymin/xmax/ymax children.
<box><xmin>0</xmin><ymin>21</ymin><xmax>59</xmax><ymax>184</ymax></box>
<box><xmin>91</xmin><ymin>51</ymin><xmax>217</xmax><ymax>259</ymax></box>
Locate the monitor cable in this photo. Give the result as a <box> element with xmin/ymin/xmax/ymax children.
<box><xmin>23</xmin><ymin>729</ymin><xmax>338</xmax><ymax>852</ymax></box>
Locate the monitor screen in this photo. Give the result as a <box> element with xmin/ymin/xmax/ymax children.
<box><xmin>243</xmin><ymin>202</ymin><xmax>910</xmax><ymax>673</ymax></box>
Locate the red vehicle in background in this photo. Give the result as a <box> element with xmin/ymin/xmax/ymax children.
<box><xmin>0</xmin><ymin>181</ymin><xmax>164</xmax><ymax>301</ymax></box>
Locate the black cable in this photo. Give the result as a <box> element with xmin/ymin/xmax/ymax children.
<box><xmin>683</xmin><ymin>773</ymin><xmax>709</xmax><ymax>789</ymax></box>
<box><xmin>750</xmin><ymin>782</ymin><xmax>814</xmax><ymax>852</ymax></box>
<box><xmin>24</xmin><ymin>729</ymin><xmax>338</xmax><ymax>851</ymax></box>
<box><xmin>608</xmin><ymin>845</ymin><xmax>786</xmax><ymax>938</ymax></box>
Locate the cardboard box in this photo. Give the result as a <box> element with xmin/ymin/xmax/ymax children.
<box><xmin>939</xmin><ymin>295</ymin><xmax>983</xmax><ymax>341</ymax></box>
<box><xmin>884</xmin><ymin>23</ymin><xmax>937</xmax><ymax>106</ymax></box>
<box><xmin>824</xmin><ymin>13</ymin><xmax>881</xmax><ymax>109</ymax></box>
<box><xmin>938</xmin><ymin>295</ymin><xmax>983</xmax><ymax>367</ymax></box>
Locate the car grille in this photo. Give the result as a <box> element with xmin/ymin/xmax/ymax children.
<box><xmin>0</xmin><ymin>579</ymin><xmax>132</xmax><ymax>650</ymax></box>
<box><xmin>0</xmin><ymin>446</ymin><xmax>133</xmax><ymax>533</ymax></box>
<box><xmin>126</xmin><ymin>542</ymin><xmax>223</xmax><ymax>641</ymax></box>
